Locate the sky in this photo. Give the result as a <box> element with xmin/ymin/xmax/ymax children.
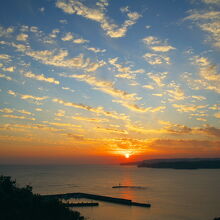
<box><xmin>0</xmin><ymin>0</ymin><xmax>220</xmax><ymax>164</ymax></box>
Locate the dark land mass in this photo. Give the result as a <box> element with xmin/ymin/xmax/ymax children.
<box><xmin>121</xmin><ymin>158</ymin><xmax>220</xmax><ymax>169</ymax></box>
<box><xmin>0</xmin><ymin>175</ymin><xmax>84</xmax><ymax>220</ymax></box>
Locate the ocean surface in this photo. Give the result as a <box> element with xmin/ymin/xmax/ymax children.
<box><xmin>0</xmin><ymin>164</ymin><xmax>220</xmax><ymax>220</ymax></box>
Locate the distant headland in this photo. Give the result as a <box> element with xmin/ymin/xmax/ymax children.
<box><xmin>121</xmin><ymin>158</ymin><xmax>220</xmax><ymax>169</ymax></box>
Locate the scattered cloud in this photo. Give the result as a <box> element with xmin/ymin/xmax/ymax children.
<box><xmin>0</xmin><ymin>73</ymin><xmax>12</xmax><ymax>81</ymax></box>
<box><xmin>21</xmin><ymin>94</ymin><xmax>47</xmax><ymax>101</ymax></box>
<box><xmin>24</xmin><ymin>72</ymin><xmax>60</xmax><ymax>85</ymax></box>
<box><xmin>185</xmin><ymin>9</ymin><xmax>220</xmax><ymax>48</ymax></box>
<box><xmin>183</xmin><ymin>56</ymin><xmax>220</xmax><ymax>93</ymax></box>
<box><xmin>64</xmin><ymin>74</ymin><xmax>140</xmax><ymax>102</ymax></box>
<box><xmin>1</xmin><ymin>114</ymin><xmax>35</xmax><ymax>121</ymax></box>
<box><xmin>143</xmin><ymin>53</ymin><xmax>171</xmax><ymax>65</ymax></box>
<box><xmin>86</xmin><ymin>47</ymin><xmax>106</xmax><ymax>53</ymax></box>
<box><xmin>16</xmin><ymin>33</ymin><xmax>28</xmax><ymax>41</ymax></box>
<box><xmin>172</xmin><ymin>104</ymin><xmax>207</xmax><ymax>112</ymax></box>
<box><xmin>214</xmin><ymin>112</ymin><xmax>220</xmax><ymax>118</ymax></box>
<box><xmin>73</xmin><ymin>38</ymin><xmax>89</xmax><ymax>44</ymax></box>
<box><xmin>52</xmin><ymin>98</ymin><xmax>128</xmax><ymax>120</ymax></box>
<box><xmin>109</xmin><ymin>57</ymin><xmax>144</xmax><ymax>79</ymax></box>
<box><xmin>72</xmin><ymin>116</ymin><xmax>109</xmax><ymax>122</ymax></box>
<box><xmin>56</xmin><ymin>0</ymin><xmax>141</xmax><ymax>38</ymax></box>
<box><xmin>61</xmin><ymin>32</ymin><xmax>74</xmax><ymax>41</ymax></box>
<box><xmin>143</xmin><ymin>36</ymin><xmax>175</xmax><ymax>52</ymax></box>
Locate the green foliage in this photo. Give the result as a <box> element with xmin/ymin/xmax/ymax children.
<box><xmin>0</xmin><ymin>176</ymin><xmax>84</xmax><ymax>220</ymax></box>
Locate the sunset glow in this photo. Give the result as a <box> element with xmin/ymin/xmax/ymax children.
<box><xmin>0</xmin><ymin>0</ymin><xmax>220</xmax><ymax>164</ymax></box>
<box><xmin>125</xmin><ymin>153</ymin><xmax>130</xmax><ymax>159</ymax></box>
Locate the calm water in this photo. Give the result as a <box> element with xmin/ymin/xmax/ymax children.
<box><xmin>0</xmin><ymin>164</ymin><xmax>220</xmax><ymax>220</ymax></box>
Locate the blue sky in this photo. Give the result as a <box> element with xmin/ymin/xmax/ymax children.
<box><xmin>0</xmin><ymin>0</ymin><xmax>220</xmax><ymax>163</ymax></box>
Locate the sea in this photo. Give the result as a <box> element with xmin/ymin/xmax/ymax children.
<box><xmin>0</xmin><ymin>164</ymin><xmax>220</xmax><ymax>220</ymax></box>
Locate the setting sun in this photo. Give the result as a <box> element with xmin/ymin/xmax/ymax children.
<box><xmin>125</xmin><ymin>153</ymin><xmax>130</xmax><ymax>159</ymax></box>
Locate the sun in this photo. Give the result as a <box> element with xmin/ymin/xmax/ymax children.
<box><xmin>125</xmin><ymin>153</ymin><xmax>130</xmax><ymax>158</ymax></box>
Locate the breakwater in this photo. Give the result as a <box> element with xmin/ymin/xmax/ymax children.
<box><xmin>43</xmin><ymin>192</ymin><xmax>151</xmax><ymax>208</ymax></box>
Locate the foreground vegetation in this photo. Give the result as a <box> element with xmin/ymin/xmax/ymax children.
<box><xmin>0</xmin><ymin>175</ymin><xmax>84</xmax><ymax>220</ymax></box>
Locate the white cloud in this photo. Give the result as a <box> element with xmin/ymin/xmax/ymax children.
<box><xmin>143</xmin><ymin>53</ymin><xmax>171</xmax><ymax>65</ymax></box>
<box><xmin>73</xmin><ymin>38</ymin><xmax>89</xmax><ymax>44</ymax></box>
<box><xmin>61</xmin><ymin>32</ymin><xmax>74</xmax><ymax>41</ymax></box>
<box><xmin>52</xmin><ymin>98</ymin><xmax>128</xmax><ymax>120</ymax></box>
<box><xmin>109</xmin><ymin>57</ymin><xmax>144</xmax><ymax>79</ymax></box>
<box><xmin>201</xmin><ymin>0</ymin><xmax>220</xmax><ymax>5</ymax></box>
<box><xmin>214</xmin><ymin>112</ymin><xmax>220</xmax><ymax>118</ymax></box>
<box><xmin>2</xmin><ymin>66</ymin><xmax>14</xmax><ymax>72</ymax></box>
<box><xmin>24</xmin><ymin>72</ymin><xmax>60</xmax><ymax>85</ymax></box>
<box><xmin>86</xmin><ymin>47</ymin><xmax>106</xmax><ymax>53</ymax></box>
<box><xmin>21</xmin><ymin>94</ymin><xmax>48</xmax><ymax>101</ymax></box>
<box><xmin>16</xmin><ymin>33</ymin><xmax>28</xmax><ymax>41</ymax></box>
<box><xmin>0</xmin><ymin>26</ymin><xmax>14</xmax><ymax>38</ymax></box>
<box><xmin>56</xmin><ymin>0</ymin><xmax>141</xmax><ymax>38</ymax></box>
<box><xmin>0</xmin><ymin>73</ymin><xmax>12</xmax><ymax>80</ymax></box>
<box><xmin>0</xmin><ymin>54</ymin><xmax>11</xmax><ymax>60</ymax></box>
<box><xmin>148</xmin><ymin>72</ymin><xmax>168</xmax><ymax>87</ymax></box>
<box><xmin>143</xmin><ymin>36</ymin><xmax>175</xmax><ymax>52</ymax></box>
<box><xmin>185</xmin><ymin>10</ymin><xmax>220</xmax><ymax>48</ymax></box>
<box><xmin>184</xmin><ymin>56</ymin><xmax>220</xmax><ymax>93</ymax></box>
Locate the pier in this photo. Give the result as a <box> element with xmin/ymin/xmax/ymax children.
<box><xmin>43</xmin><ymin>192</ymin><xmax>151</xmax><ymax>208</ymax></box>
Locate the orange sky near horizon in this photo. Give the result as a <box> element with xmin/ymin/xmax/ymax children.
<box><xmin>0</xmin><ymin>0</ymin><xmax>220</xmax><ymax>164</ymax></box>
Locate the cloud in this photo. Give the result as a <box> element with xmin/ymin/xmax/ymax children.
<box><xmin>185</xmin><ymin>10</ymin><xmax>220</xmax><ymax>48</ymax></box>
<box><xmin>55</xmin><ymin>110</ymin><xmax>65</xmax><ymax>117</ymax></box>
<box><xmin>143</xmin><ymin>84</ymin><xmax>154</xmax><ymax>90</ymax></box>
<box><xmin>1</xmin><ymin>114</ymin><xmax>35</xmax><ymax>121</ymax></box>
<box><xmin>112</xmin><ymin>100</ymin><xmax>151</xmax><ymax>112</ymax></box>
<box><xmin>172</xmin><ymin>104</ymin><xmax>207</xmax><ymax>112</ymax></box>
<box><xmin>143</xmin><ymin>53</ymin><xmax>171</xmax><ymax>65</ymax></box>
<box><xmin>63</xmin><ymin>73</ymin><xmax>155</xmax><ymax>112</ymax></box>
<box><xmin>183</xmin><ymin>56</ymin><xmax>220</xmax><ymax>93</ymax></box>
<box><xmin>16</xmin><ymin>33</ymin><xmax>28</xmax><ymax>41</ymax></box>
<box><xmin>11</xmin><ymin>43</ymin><xmax>105</xmax><ymax>72</ymax></box>
<box><xmin>201</xmin><ymin>0</ymin><xmax>220</xmax><ymax>4</ymax></box>
<box><xmin>56</xmin><ymin>0</ymin><xmax>141</xmax><ymax>38</ymax></box>
<box><xmin>17</xmin><ymin>109</ymin><xmax>32</xmax><ymax>115</ymax></box>
<box><xmin>143</xmin><ymin>36</ymin><xmax>175</xmax><ymax>52</ymax></box>
<box><xmin>2</xmin><ymin>66</ymin><xmax>14</xmax><ymax>72</ymax></box>
<box><xmin>150</xmin><ymin>46</ymin><xmax>176</xmax><ymax>52</ymax></box>
<box><xmin>21</xmin><ymin>94</ymin><xmax>48</xmax><ymax>101</ymax></box>
<box><xmin>0</xmin><ymin>54</ymin><xmax>11</xmax><ymax>60</ymax></box>
<box><xmin>0</xmin><ymin>73</ymin><xmax>12</xmax><ymax>81</ymax></box>
<box><xmin>86</xmin><ymin>47</ymin><xmax>106</xmax><ymax>53</ymax></box>
<box><xmin>166</xmin><ymin>82</ymin><xmax>187</xmax><ymax>101</ymax></box>
<box><xmin>95</xmin><ymin>126</ymin><xmax>128</xmax><ymax>134</ymax></box>
<box><xmin>191</xmin><ymin>95</ymin><xmax>206</xmax><ymax>101</ymax></box>
<box><xmin>214</xmin><ymin>112</ymin><xmax>220</xmax><ymax>118</ymax></box>
<box><xmin>73</xmin><ymin>38</ymin><xmax>89</xmax><ymax>44</ymax></box>
<box><xmin>24</xmin><ymin>72</ymin><xmax>60</xmax><ymax>85</ymax></box>
<box><xmin>65</xmin><ymin>74</ymin><xmax>140</xmax><ymax>102</ymax></box>
<box><xmin>61</xmin><ymin>32</ymin><xmax>74</xmax><ymax>41</ymax></box>
<box><xmin>0</xmin><ymin>108</ymin><xmax>13</xmax><ymax>113</ymax></box>
<box><xmin>62</xmin><ymin>87</ymin><xmax>75</xmax><ymax>93</ymax></box>
<box><xmin>7</xmin><ymin>90</ymin><xmax>16</xmax><ymax>96</ymax></box>
<box><xmin>0</xmin><ymin>26</ymin><xmax>14</xmax><ymax>38</ymax></box>
<box><xmin>43</xmin><ymin>121</ymin><xmax>81</xmax><ymax>128</ymax></box>
<box><xmin>109</xmin><ymin>57</ymin><xmax>144</xmax><ymax>79</ymax></box>
<box><xmin>0</xmin><ymin>108</ymin><xmax>32</xmax><ymax>115</ymax></box>
<box><xmin>52</xmin><ymin>98</ymin><xmax>128</xmax><ymax>120</ymax></box>
<box><xmin>146</xmin><ymin>139</ymin><xmax>220</xmax><ymax>154</ymax></box>
<box><xmin>148</xmin><ymin>72</ymin><xmax>168</xmax><ymax>87</ymax></box>
<box><xmin>72</xmin><ymin>116</ymin><xmax>109</xmax><ymax>122</ymax></box>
